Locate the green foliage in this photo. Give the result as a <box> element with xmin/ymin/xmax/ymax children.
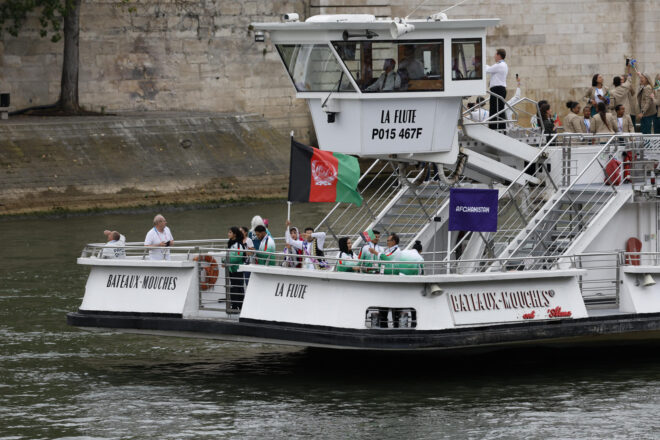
<box><xmin>0</xmin><ymin>0</ymin><xmax>135</xmax><ymax>42</ymax></box>
<box><xmin>0</xmin><ymin>0</ymin><xmax>70</xmax><ymax>42</ymax></box>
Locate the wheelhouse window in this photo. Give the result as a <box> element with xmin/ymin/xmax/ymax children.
<box><xmin>451</xmin><ymin>38</ymin><xmax>483</xmax><ymax>80</ymax></box>
<box><xmin>332</xmin><ymin>40</ymin><xmax>444</xmax><ymax>92</ymax></box>
<box><xmin>276</xmin><ymin>44</ymin><xmax>355</xmax><ymax>92</ymax></box>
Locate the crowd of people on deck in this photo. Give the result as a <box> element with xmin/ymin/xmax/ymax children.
<box><xmin>99</xmin><ymin>213</ymin><xmax>425</xmax><ymax>314</ymax></box>
<box><xmin>100</xmin><ymin>214</ymin><xmax>425</xmax><ymax>274</ymax></box>
<box><xmin>469</xmin><ymin>52</ymin><xmax>660</xmax><ymax>137</ymax></box>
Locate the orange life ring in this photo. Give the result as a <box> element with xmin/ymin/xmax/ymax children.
<box><xmin>193</xmin><ymin>255</ymin><xmax>219</xmax><ymax>290</ymax></box>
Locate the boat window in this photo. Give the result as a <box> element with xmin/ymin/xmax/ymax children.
<box><xmin>365</xmin><ymin>307</ymin><xmax>417</xmax><ymax>328</ymax></box>
<box><xmin>333</xmin><ymin>41</ymin><xmax>444</xmax><ymax>92</ymax></box>
<box><xmin>276</xmin><ymin>44</ymin><xmax>356</xmax><ymax>92</ymax></box>
<box><xmin>451</xmin><ymin>38</ymin><xmax>483</xmax><ymax>80</ymax></box>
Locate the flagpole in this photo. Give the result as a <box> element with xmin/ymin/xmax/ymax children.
<box><xmin>288</xmin><ymin>130</ymin><xmax>294</xmax><ymax>222</ymax></box>
<box><xmin>446</xmin><ymin>230</ymin><xmax>451</xmax><ymax>274</ymax></box>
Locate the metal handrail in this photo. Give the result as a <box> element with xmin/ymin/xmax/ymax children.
<box><xmin>495</xmin><ymin>135</ymin><xmax>620</xmax><ymax>269</ymax></box>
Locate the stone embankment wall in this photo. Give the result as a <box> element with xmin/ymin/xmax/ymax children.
<box><xmin>0</xmin><ymin>0</ymin><xmax>313</xmax><ymax>141</ymax></box>
<box><xmin>1</xmin><ymin>0</ymin><xmax>658</xmax><ymax>131</ymax></box>
<box><xmin>1</xmin><ymin>1</ymin><xmax>658</xmax><ymax>214</ymax></box>
<box><xmin>0</xmin><ymin>112</ymin><xmax>290</xmax><ymax>215</ymax></box>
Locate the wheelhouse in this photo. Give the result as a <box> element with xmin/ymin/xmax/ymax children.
<box><xmin>254</xmin><ymin>15</ymin><xmax>498</xmax><ymax>159</ymax></box>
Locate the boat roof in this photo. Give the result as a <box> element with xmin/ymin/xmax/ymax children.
<box><xmin>253</xmin><ymin>15</ymin><xmax>500</xmax><ymax>33</ymax></box>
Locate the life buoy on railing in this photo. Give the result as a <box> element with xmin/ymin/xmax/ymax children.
<box><xmin>193</xmin><ymin>255</ymin><xmax>219</xmax><ymax>290</ymax></box>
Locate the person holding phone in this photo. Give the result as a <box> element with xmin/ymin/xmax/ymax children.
<box><xmin>144</xmin><ymin>214</ymin><xmax>174</xmax><ymax>260</ymax></box>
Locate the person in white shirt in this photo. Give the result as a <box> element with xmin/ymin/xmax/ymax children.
<box><xmin>485</xmin><ymin>48</ymin><xmax>508</xmax><ymax>131</ymax></box>
<box><xmin>468</xmin><ymin>97</ymin><xmax>489</xmax><ymax>122</ymax></box>
<box><xmin>102</xmin><ymin>230</ymin><xmax>126</xmax><ymax>259</ymax></box>
<box><xmin>582</xmin><ymin>105</ymin><xmax>593</xmax><ymax>133</ymax></box>
<box><xmin>369</xmin><ymin>233</ymin><xmax>401</xmax><ymax>261</ymax></box>
<box><xmin>239</xmin><ymin>226</ymin><xmax>255</xmax><ymax>282</ymax></box>
<box><xmin>283</xmin><ymin>226</ymin><xmax>303</xmax><ymax>268</ymax></box>
<box><xmin>365</xmin><ymin>59</ymin><xmax>401</xmax><ymax>92</ymax></box>
<box><xmin>285</xmin><ymin>220</ymin><xmax>327</xmax><ymax>270</ymax></box>
<box><xmin>144</xmin><ymin>214</ymin><xmax>174</xmax><ymax>260</ymax></box>
<box><xmin>614</xmin><ymin>104</ymin><xmax>634</xmax><ymax>133</ymax></box>
<box><xmin>358</xmin><ymin>230</ymin><xmax>383</xmax><ymax>273</ymax></box>
<box><xmin>372</xmin><ymin>233</ymin><xmax>402</xmax><ymax>327</ymax></box>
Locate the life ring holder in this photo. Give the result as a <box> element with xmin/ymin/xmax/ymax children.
<box><xmin>193</xmin><ymin>255</ymin><xmax>219</xmax><ymax>290</ymax></box>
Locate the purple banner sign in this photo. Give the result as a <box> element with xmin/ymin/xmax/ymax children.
<box><xmin>448</xmin><ymin>188</ymin><xmax>498</xmax><ymax>232</ymax></box>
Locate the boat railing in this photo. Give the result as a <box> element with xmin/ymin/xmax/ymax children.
<box><xmin>447</xmin><ymin>134</ymin><xmax>657</xmax><ymax>271</ymax></box>
<box><xmin>461</xmin><ymin>92</ymin><xmax>543</xmax><ymax>143</ymax></box>
<box><xmin>316</xmin><ymin>159</ymin><xmax>455</xmax><ymax>249</ymax></box>
<box><xmin>80</xmin><ymin>240</ymin><xmax>660</xmax><ymax>311</ymax></box>
<box><xmin>445</xmin><ymin>132</ymin><xmax>559</xmax><ymax>264</ymax></box>
<box><xmin>495</xmin><ymin>134</ymin><xmax>621</xmax><ymax>269</ymax></box>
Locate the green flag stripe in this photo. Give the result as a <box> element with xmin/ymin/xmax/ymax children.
<box><xmin>333</xmin><ymin>153</ymin><xmax>363</xmax><ymax>206</ymax></box>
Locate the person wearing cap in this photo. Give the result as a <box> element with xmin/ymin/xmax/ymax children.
<box><xmin>637</xmin><ymin>72</ymin><xmax>655</xmax><ymax>134</ymax></box>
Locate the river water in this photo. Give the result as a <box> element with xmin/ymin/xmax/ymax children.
<box><xmin>1</xmin><ymin>203</ymin><xmax>659</xmax><ymax>439</ymax></box>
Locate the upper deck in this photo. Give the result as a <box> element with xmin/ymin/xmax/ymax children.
<box><xmin>252</xmin><ymin>14</ymin><xmax>499</xmax><ymax>157</ymax></box>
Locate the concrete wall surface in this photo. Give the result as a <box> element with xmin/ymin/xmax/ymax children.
<box><xmin>0</xmin><ymin>112</ymin><xmax>290</xmax><ymax>214</ymax></box>
<box><xmin>0</xmin><ymin>0</ymin><xmax>313</xmax><ymax>140</ymax></box>
<box><xmin>1</xmin><ymin>1</ymin><xmax>658</xmax><ymax>139</ymax></box>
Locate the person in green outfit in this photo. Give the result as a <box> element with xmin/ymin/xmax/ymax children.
<box><xmin>254</xmin><ymin>225</ymin><xmax>276</xmax><ymax>266</ymax></box>
<box><xmin>225</xmin><ymin>226</ymin><xmax>247</xmax><ymax>309</ymax></box>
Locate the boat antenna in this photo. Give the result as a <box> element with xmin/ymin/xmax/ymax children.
<box><xmin>439</xmin><ymin>0</ymin><xmax>472</xmax><ymax>14</ymax></box>
<box><xmin>404</xmin><ymin>0</ymin><xmax>431</xmax><ymax>20</ymax></box>
<box><xmin>406</xmin><ymin>0</ymin><xmax>473</xmax><ymax>20</ymax></box>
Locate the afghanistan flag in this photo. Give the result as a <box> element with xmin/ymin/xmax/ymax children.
<box><xmin>288</xmin><ymin>139</ymin><xmax>363</xmax><ymax>206</ymax></box>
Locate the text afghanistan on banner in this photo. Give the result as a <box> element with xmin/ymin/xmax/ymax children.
<box><xmin>288</xmin><ymin>139</ymin><xmax>363</xmax><ymax>206</ymax></box>
<box><xmin>448</xmin><ymin>188</ymin><xmax>498</xmax><ymax>232</ymax></box>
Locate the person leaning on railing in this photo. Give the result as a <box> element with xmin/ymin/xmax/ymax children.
<box><xmin>102</xmin><ymin>230</ymin><xmax>126</xmax><ymax>259</ymax></box>
<box><xmin>253</xmin><ymin>225</ymin><xmax>276</xmax><ymax>266</ymax></box>
<box><xmin>397</xmin><ymin>241</ymin><xmax>425</xmax><ymax>276</ymax></box>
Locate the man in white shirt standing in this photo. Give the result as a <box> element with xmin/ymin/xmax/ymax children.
<box><xmin>485</xmin><ymin>48</ymin><xmax>508</xmax><ymax>132</ymax></box>
<box><xmin>144</xmin><ymin>214</ymin><xmax>174</xmax><ymax>260</ymax></box>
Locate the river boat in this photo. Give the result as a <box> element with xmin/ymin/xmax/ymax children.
<box><xmin>67</xmin><ymin>12</ymin><xmax>660</xmax><ymax>352</ymax></box>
